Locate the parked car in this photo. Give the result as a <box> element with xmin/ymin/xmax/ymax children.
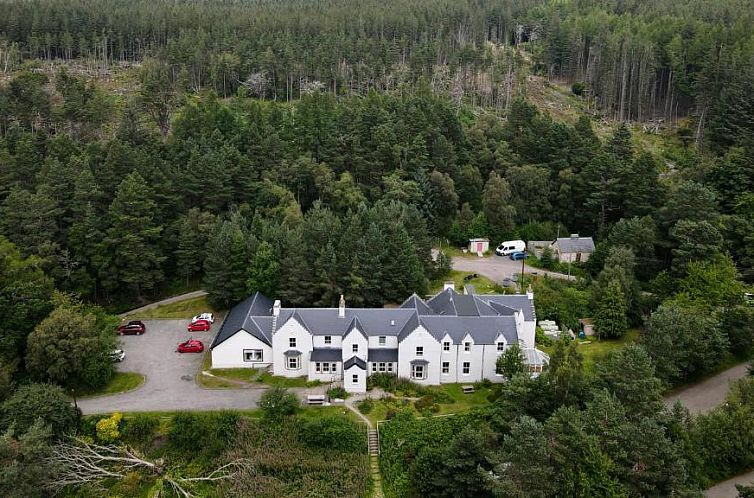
<box><xmin>109</xmin><ymin>349</ymin><xmax>126</xmax><ymax>362</ymax></box>
<box><xmin>191</xmin><ymin>313</ymin><xmax>215</xmax><ymax>324</ymax></box>
<box><xmin>495</xmin><ymin>240</ymin><xmax>526</xmax><ymax>256</ymax></box>
<box><xmin>187</xmin><ymin>319</ymin><xmax>211</xmax><ymax>332</ymax></box>
<box><xmin>177</xmin><ymin>339</ymin><xmax>204</xmax><ymax>353</ymax></box>
<box><xmin>117</xmin><ymin>320</ymin><xmax>146</xmax><ymax>335</ymax></box>
<box><xmin>510</xmin><ymin>251</ymin><xmax>529</xmax><ymax>261</ymax></box>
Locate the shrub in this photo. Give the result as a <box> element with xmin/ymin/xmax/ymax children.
<box><xmin>95</xmin><ymin>412</ymin><xmax>122</xmax><ymax>443</ymax></box>
<box><xmin>298</xmin><ymin>415</ymin><xmax>366</xmax><ymax>453</ymax></box>
<box><xmin>424</xmin><ymin>387</ymin><xmax>454</xmax><ymax>404</ymax></box>
<box><xmin>122</xmin><ymin>414</ymin><xmax>159</xmax><ymax>445</ymax></box>
<box><xmin>259</xmin><ymin>387</ymin><xmax>299</xmax><ymax>420</ymax></box>
<box><xmin>571</xmin><ymin>82</ymin><xmax>586</xmax><ymax>95</ymax></box>
<box><xmin>368</xmin><ymin>373</ymin><xmax>427</xmax><ymax>397</ymax></box>
<box><xmin>168</xmin><ymin>411</ymin><xmax>239</xmax><ymax>455</ymax></box>
<box><xmin>356</xmin><ymin>398</ymin><xmax>374</xmax><ymax>414</ymax></box>
<box><xmin>327</xmin><ymin>386</ymin><xmax>348</xmax><ymax>399</ymax></box>
<box><xmin>414</xmin><ymin>395</ymin><xmax>439</xmax><ymax>413</ymax></box>
<box><xmin>0</xmin><ymin>383</ymin><xmax>79</xmax><ymax>438</ymax></box>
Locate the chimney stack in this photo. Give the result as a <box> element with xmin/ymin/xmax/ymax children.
<box><xmin>338</xmin><ymin>295</ymin><xmax>345</xmax><ymax>318</ymax></box>
<box><xmin>273</xmin><ymin>300</ymin><xmax>281</xmax><ymax>317</ymax></box>
<box><xmin>443</xmin><ymin>281</ymin><xmax>455</xmax><ymax>291</ymax></box>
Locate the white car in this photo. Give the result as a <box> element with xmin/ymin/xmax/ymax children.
<box><xmin>109</xmin><ymin>349</ymin><xmax>126</xmax><ymax>362</ymax></box>
<box><xmin>191</xmin><ymin>313</ymin><xmax>215</xmax><ymax>324</ymax></box>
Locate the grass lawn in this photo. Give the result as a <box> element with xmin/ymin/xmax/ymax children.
<box><xmin>540</xmin><ymin>328</ymin><xmax>640</xmax><ymax>375</ymax></box>
<box><xmin>127</xmin><ymin>295</ymin><xmax>221</xmax><ymax>320</ymax></box>
<box><xmin>430</xmin><ymin>270</ymin><xmax>504</xmax><ymax>295</ymax></box>
<box><xmin>79</xmin><ymin>372</ymin><xmax>145</xmax><ymax>398</ymax></box>
<box><xmin>197</xmin><ymin>353</ymin><xmax>316</xmax><ymax>389</ymax></box>
<box><xmin>361</xmin><ymin>383</ymin><xmax>494</xmax><ymax>425</ymax></box>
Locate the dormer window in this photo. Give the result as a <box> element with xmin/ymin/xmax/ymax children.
<box><xmin>464</xmin><ymin>342</ymin><xmax>471</xmax><ymax>352</ymax></box>
<box><xmin>352</xmin><ymin>344</ymin><xmax>358</xmax><ymax>353</ymax></box>
<box><xmin>497</xmin><ymin>342</ymin><xmax>505</xmax><ymax>351</ymax></box>
<box><xmin>443</xmin><ymin>341</ymin><xmax>450</xmax><ymax>352</ymax></box>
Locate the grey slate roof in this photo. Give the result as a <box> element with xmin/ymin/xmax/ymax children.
<box><xmin>209</xmin><ymin>292</ymin><xmax>274</xmax><ymax>349</ymax></box>
<box><xmin>310</xmin><ymin>348</ymin><xmax>342</xmax><ymax>361</ymax></box>
<box><xmin>211</xmin><ymin>289</ymin><xmax>536</xmax><ymax>350</ymax></box>
<box><xmin>368</xmin><ymin>348</ymin><xmax>398</xmax><ymax>362</ymax></box>
<box><xmin>554</xmin><ymin>236</ymin><xmax>595</xmax><ymax>254</ymax></box>
<box><xmin>344</xmin><ymin>356</ymin><xmax>367</xmax><ymax>370</ymax></box>
<box><xmin>284</xmin><ymin>350</ymin><xmax>302</xmax><ymax>357</ymax></box>
<box><xmin>410</xmin><ymin>359</ymin><xmax>429</xmax><ymax>365</ymax></box>
<box><xmin>343</xmin><ymin>317</ymin><xmax>368</xmax><ymax>339</ymax></box>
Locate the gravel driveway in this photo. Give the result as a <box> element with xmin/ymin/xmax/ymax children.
<box><xmin>78</xmin><ymin>320</ymin><xmax>265</xmax><ymax>414</ymax></box>
<box><xmin>451</xmin><ymin>254</ymin><xmax>574</xmax><ymax>284</ymax></box>
<box><xmin>664</xmin><ymin>362</ymin><xmax>750</xmax><ymax>414</ymax></box>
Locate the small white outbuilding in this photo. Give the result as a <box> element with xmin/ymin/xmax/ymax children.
<box><xmin>468</xmin><ymin>238</ymin><xmax>489</xmax><ymax>254</ymax></box>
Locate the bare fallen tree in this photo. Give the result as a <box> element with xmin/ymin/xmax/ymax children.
<box><xmin>46</xmin><ymin>437</ymin><xmax>253</xmax><ymax>497</ymax></box>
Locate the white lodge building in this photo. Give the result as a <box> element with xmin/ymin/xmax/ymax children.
<box><xmin>209</xmin><ymin>284</ymin><xmax>549</xmax><ymax>393</ymax></box>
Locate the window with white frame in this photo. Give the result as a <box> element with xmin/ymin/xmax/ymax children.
<box><xmin>442</xmin><ymin>362</ymin><xmax>449</xmax><ymax>374</ymax></box>
<box><xmin>411</xmin><ymin>364</ymin><xmax>425</xmax><ymax>380</ymax></box>
<box><xmin>352</xmin><ymin>374</ymin><xmax>359</xmax><ymax>383</ymax></box>
<box><xmin>243</xmin><ymin>349</ymin><xmax>263</xmax><ymax>362</ymax></box>
<box><xmin>387</xmin><ymin>363</ymin><xmax>394</xmax><ymax>372</ymax></box>
<box><xmin>322</xmin><ymin>362</ymin><xmax>330</xmax><ymax>373</ymax></box>
<box><xmin>324</xmin><ymin>335</ymin><xmax>331</xmax><ymax>345</ymax></box>
<box><xmin>315</xmin><ymin>362</ymin><xmax>320</xmax><ymax>372</ymax></box>
<box><xmin>378</xmin><ymin>362</ymin><xmax>386</xmax><ymax>372</ymax></box>
<box><xmin>331</xmin><ymin>363</ymin><xmax>337</xmax><ymax>372</ymax></box>
<box><xmin>289</xmin><ymin>337</ymin><xmax>296</xmax><ymax>348</ymax></box>
<box><xmin>287</xmin><ymin>356</ymin><xmax>300</xmax><ymax>370</ymax></box>
<box><xmin>443</xmin><ymin>341</ymin><xmax>450</xmax><ymax>351</ymax></box>
<box><xmin>416</xmin><ymin>346</ymin><xmax>423</xmax><ymax>356</ymax></box>
<box><xmin>497</xmin><ymin>342</ymin><xmax>505</xmax><ymax>351</ymax></box>
<box><xmin>462</xmin><ymin>362</ymin><xmax>470</xmax><ymax>374</ymax></box>
<box><xmin>378</xmin><ymin>336</ymin><xmax>386</xmax><ymax>345</ymax></box>
<box><xmin>464</xmin><ymin>342</ymin><xmax>471</xmax><ymax>352</ymax></box>
<box><xmin>371</xmin><ymin>363</ymin><xmax>377</xmax><ymax>372</ymax></box>
<box><xmin>352</xmin><ymin>343</ymin><xmax>359</xmax><ymax>353</ymax></box>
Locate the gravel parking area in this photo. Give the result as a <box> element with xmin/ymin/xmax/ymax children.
<box><xmin>78</xmin><ymin>320</ymin><xmax>265</xmax><ymax>414</ymax></box>
<box><xmin>452</xmin><ymin>254</ymin><xmax>574</xmax><ymax>284</ymax></box>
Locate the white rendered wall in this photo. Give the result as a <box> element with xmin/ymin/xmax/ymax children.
<box><xmin>367</xmin><ymin>335</ymin><xmax>399</xmax><ymax>349</ymax></box>
<box><xmin>397</xmin><ymin>326</ymin><xmax>441</xmax><ymax>385</ymax></box>
<box><xmin>344</xmin><ymin>364</ymin><xmax>367</xmax><ymax>393</ymax></box>
<box><xmin>272</xmin><ymin>317</ymin><xmax>312</xmax><ymax>377</ymax></box>
<box><xmin>342</xmin><ymin>327</ymin><xmax>368</xmax><ymax>362</ymax></box>
<box><xmin>211</xmin><ymin>331</ymin><xmax>272</xmax><ymax>369</ymax></box>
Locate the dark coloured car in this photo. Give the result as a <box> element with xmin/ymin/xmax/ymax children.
<box><xmin>117</xmin><ymin>320</ymin><xmax>146</xmax><ymax>335</ymax></box>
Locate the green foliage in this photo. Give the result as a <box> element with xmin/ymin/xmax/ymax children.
<box><xmin>326</xmin><ymin>386</ymin><xmax>348</xmax><ymax>399</ymax></box>
<box><xmin>25</xmin><ymin>295</ymin><xmax>115</xmax><ymax>391</ymax></box>
<box><xmin>259</xmin><ymin>387</ymin><xmax>300</xmax><ymax>420</ymax></box>
<box><xmin>368</xmin><ymin>373</ymin><xmax>427</xmax><ymax>397</ymax></box>
<box><xmin>643</xmin><ymin>301</ymin><xmax>729</xmax><ymax>385</ymax></box>
<box><xmin>356</xmin><ymin>398</ymin><xmax>374</xmax><ymax>414</ymax></box>
<box><xmin>168</xmin><ymin>411</ymin><xmax>239</xmax><ymax>456</ymax></box>
<box><xmin>594</xmin><ymin>345</ymin><xmax>664</xmax><ymax>419</ymax></box>
<box><xmin>594</xmin><ymin>279</ymin><xmax>628</xmax><ymax>339</ymax></box>
<box><xmin>298</xmin><ymin>415</ymin><xmax>366</xmax><ymax>453</ymax></box>
<box><xmin>0</xmin><ymin>420</ymin><xmax>57</xmax><ymax>498</ymax></box>
<box><xmin>0</xmin><ymin>383</ymin><xmax>79</xmax><ymax>438</ymax></box>
<box><xmin>121</xmin><ymin>413</ymin><xmax>159</xmax><ymax>446</ymax></box>
<box><xmin>245</xmin><ymin>240</ymin><xmax>279</xmax><ymax>297</ymax></box>
<box><xmin>495</xmin><ymin>343</ymin><xmax>526</xmax><ymax>379</ymax></box>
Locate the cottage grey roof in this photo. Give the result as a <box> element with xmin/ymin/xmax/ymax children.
<box><xmin>344</xmin><ymin>356</ymin><xmax>367</xmax><ymax>370</ymax></box>
<box><xmin>368</xmin><ymin>348</ymin><xmax>398</xmax><ymax>362</ymax></box>
<box><xmin>418</xmin><ymin>315</ymin><xmax>518</xmax><ymax>345</ymax></box>
<box><xmin>310</xmin><ymin>348</ymin><xmax>342</xmax><ymax>361</ymax></box>
<box><xmin>410</xmin><ymin>359</ymin><xmax>429</xmax><ymax>365</ymax></box>
<box><xmin>209</xmin><ymin>292</ymin><xmax>274</xmax><ymax>349</ymax></box>
<box><xmin>284</xmin><ymin>350</ymin><xmax>302</xmax><ymax>357</ymax></box>
<box><xmin>554</xmin><ymin>236</ymin><xmax>595</xmax><ymax>254</ymax></box>
<box><xmin>211</xmin><ymin>289</ymin><xmax>535</xmax><ymax>351</ymax></box>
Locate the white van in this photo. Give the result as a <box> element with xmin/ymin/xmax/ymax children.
<box><xmin>495</xmin><ymin>240</ymin><xmax>525</xmax><ymax>256</ymax></box>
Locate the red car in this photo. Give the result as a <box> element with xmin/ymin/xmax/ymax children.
<box><xmin>117</xmin><ymin>320</ymin><xmax>146</xmax><ymax>335</ymax></box>
<box><xmin>177</xmin><ymin>339</ymin><xmax>204</xmax><ymax>353</ymax></box>
<box><xmin>187</xmin><ymin>319</ymin><xmax>211</xmax><ymax>332</ymax></box>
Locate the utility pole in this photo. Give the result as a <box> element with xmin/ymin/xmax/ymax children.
<box><xmin>520</xmin><ymin>251</ymin><xmax>526</xmax><ymax>293</ymax></box>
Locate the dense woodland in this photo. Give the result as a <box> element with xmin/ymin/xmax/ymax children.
<box><xmin>1</xmin><ymin>0</ymin><xmax>754</xmax><ymax>496</ymax></box>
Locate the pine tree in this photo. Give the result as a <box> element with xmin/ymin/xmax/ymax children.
<box><xmin>246</xmin><ymin>241</ymin><xmax>280</xmax><ymax>298</ymax></box>
<box><xmin>105</xmin><ymin>172</ymin><xmax>165</xmax><ymax>299</ymax></box>
<box><xmin>594</xmin><ymin>279</ymin><xmax>628</xmax><ymax>339</ymax></box>
<box><xmin>482</xmin><ymin>171</ymin><xmax>516</xmax><ymax>239</ymax></box>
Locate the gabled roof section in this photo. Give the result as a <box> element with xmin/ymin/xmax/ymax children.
<box><xmin>477</xmin><ymin>295</ymin><xmax>536</xmax><ymax>321</ymax></box>
<box><xmin>344</xmin><ymin>356</ymin><xmax>367</xmax><ymax>370</ymax></box>
<box><xmin>453</xmin><ymin>294</ymin><xmax>480</xmax><ymax>316</ymax></box>
<box><xmin>419</xmin><ymin>315</ymin><xmax>518</xmax><ymax>345</ymax></box>
<box><xmin>400</xmin><ymin>293</ymin><xmax>433</xmax><ymax>315</ymax></box>
<box><xmin>343</xmin><ymin>316</ymin><xmax>368</xmax><ymax>339</ymax></box>
<box><xmin>397</xmin><ymin>312</ymin><xmax>419</xmax><ymax>342</ymax></box>
<box><xmin>554</xmin><ymin>236</ymin><xmax>595</xmax><ymax>254</ymax></box>
<box><xmin>426</xmin><ymin>287</ymin><xmax>458</xmax><ymax>315</ymax></box>
<box><xmin>210</xmin><ymin>292</ymin><xmax>273</xmax><ymax>349</ymax></box>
